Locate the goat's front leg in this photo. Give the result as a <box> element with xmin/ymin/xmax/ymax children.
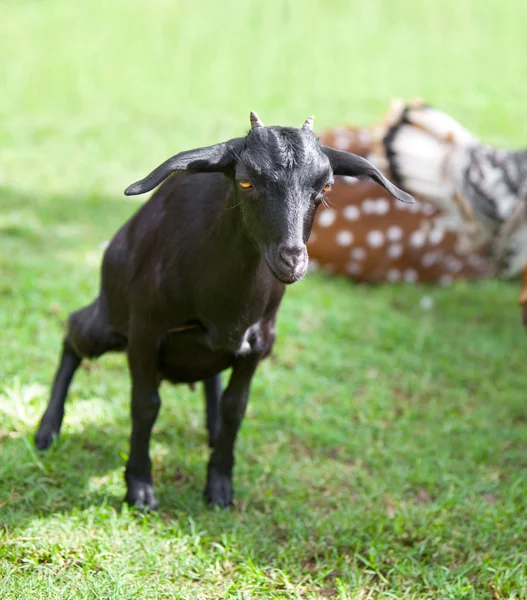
<box><xmin>124</xmin><ymin>323</ymin><xmax>162</xmax><ymax>510</ymax></box>
<box><xmin>205</xmin><ymin>352</ymin><xmax>260</xmax><ymax>507</ymax></box>
<box><xmin>203</xmin><ymin>374</ymin><xmax>222</xmax><ymax>448</ymax></box>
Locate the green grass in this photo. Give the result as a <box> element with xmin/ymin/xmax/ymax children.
<box><xmin>1</xmin><ymin>1</ymin><xmax>527</xmax><ymax>598</ymax></box>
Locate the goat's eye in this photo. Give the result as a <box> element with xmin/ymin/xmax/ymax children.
<box><xmin>239</xmin><ymin>181</ymin><xmax>252</xmax><ymax>189</ymax></box>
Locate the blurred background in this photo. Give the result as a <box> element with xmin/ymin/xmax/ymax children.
<box><xmin>1</xmin><ymin>1</ymin><xmax>527</xmax><ymax>598</ymax></box>
<box><xmin>3</xmin><ymin>0</ymin><xmax>527</xmax><ymax>195</ymax></box>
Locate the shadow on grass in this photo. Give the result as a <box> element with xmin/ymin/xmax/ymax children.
<box><xmin>1</xmin><ymin>414</ymin><xmax>216</xmax><ymax>526</ymax></box>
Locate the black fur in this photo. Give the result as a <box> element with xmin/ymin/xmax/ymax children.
<box><xmin>35</xmin><ymin>116</ymin><xmax>413</xmax><ymax>510</ymax></box>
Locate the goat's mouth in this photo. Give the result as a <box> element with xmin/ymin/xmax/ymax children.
<box><xmin>264</xmin><ymin>257</ymin><xmax>307</xmax><ymax>285</ymax></box>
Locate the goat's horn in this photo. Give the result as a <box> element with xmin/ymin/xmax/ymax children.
<box><xmin>250</xmin><ymin>111</ymin><xmax>264</xmax><ymax>129</ymax></box>
<box><xmin>302</xmin><ymin>115</ymin><xmax>315</xmax><ymax>131</ymax></box>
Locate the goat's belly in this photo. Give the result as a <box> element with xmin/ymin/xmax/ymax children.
<box><xmin>158</xmin><ymin>334</ymin><xmax>233</xmax><ymax>384</ymax></box>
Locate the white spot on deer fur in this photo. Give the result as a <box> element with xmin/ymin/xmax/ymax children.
<box><xmin>318</xmin><ymin>210</ymin><xmax>336</xmax><ymax>227</ymax></box>
<box><xmin>468</xmin><ymin>254</ymin><xmax>484</xmax><ymax>268</ymax></box>
<box><xmin>422</xmin><ymin>203</ymin><xmax>436</xmax><ymax>216</ymax></box>
<box><xmin>375</xmin><ymin>199</ymin><xmax>390</xmax><ymax>214</ymax></box>
<box><xmin>367</xmin><ymin>230</ymin><xmax>384</xmax><ymax>248</ymax></box>
<box><xmin>387</xmin><ymin>268</ymin><xmax>401</xmax><ymax>282</ymax></box>
<box><xmin>420</xmin><ymin>296</ymin><xmax>434</xmax><ymax>310</ymax></box>
<box><xmin>307</xmin><ymin>259</ymin><xmax>320</xmax><ymax>272</ymax></box>
<box><xmin>336</xmin><ymin>230</ymin><xmax>353</xmax><ymax>247</ymax></box>
<box><xmin>387</xmin><ymin>226</ymin><xmax>403</xmax><ymax>241</ymax></box>
<box><xmin>343</xmin><ymin>176</ymin><xmax>359</xmax><ymax>185</ymax></box>
<box><xmin>403</xmin><ymin>268</ymin><xmax>418</xmax><ymax>283</ymax></box>
<box><xmin>362</xmin><ymin>198</ymin><xmax>388</xmax><ymax>215</ymax></box>
<box><xmin>350</xmin><ymin>247</ymin><xmax>366</xmax><ymax>261</ymax></box>
<box><xmin>388</xmin><ymin>244</ymin><xmax>403</xmax><ymax>259</ymax></box>
<box><xmin>333</xmin><ymin>134</ymin><xmax>350</xmax><ymax>150</ymax></box>
<box><xmin>343</xmin><ymin>205</ymin><xmax>360</xmax><ymax>221</ymax></box>
<box><xmin>358</xmin><ymin>129</ymin><xmax>372</xmax><ymax>145</ymax></box>
<box><xmin>408</xmin><ymin>202</ymin><xmax>421</xmax><ymax>214</ymax></box>
<box><xmin>421</xmin><ymin>251</ymin><xmax>438</xmax><ymax>267</ymax></box>
<box><xmin>346</xmin><ymin>262</ymin><xmax>362</xmax><ymax>275</ymax></box>
<box><xmin>429</xmin><ymin>228</ymin><xmax>445</xmax><ymax>245</ymax></box>
<box><xmin>410</xmin><ymin>230</ymin><xmax>426</xmax><ymax>248</ymax></box>
<box><xmin>362</xmin><ymin>199</ymin><xmax>375</xmax><ymax>214</ymax></box>
<box><xmin>439</xmin><ymin>274</ymin><xmax>453</xmax><ymax>286</ymax></box>
<box><xmin>444</xmin><ymin>256</ymin><xmax>463</xmax><ymax>273</ymax></box>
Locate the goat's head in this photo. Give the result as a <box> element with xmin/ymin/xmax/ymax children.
<box><xmin>125</xmin><ymin>112</ymin><xmax>414</xmax><ymax>284</ymax></box>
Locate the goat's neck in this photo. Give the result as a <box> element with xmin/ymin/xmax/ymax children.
<box><xmin>177</xmin><ymin>189</ymin><xmax>279</xmax><ymax>346</ymax></box>
<box><xmin>190</xmin><ymin>189</ymin><xmax>271</xmax><ymax>298</ymax></box>
<box><xmin>215</xmin><ymin>190</ymin><xmax>260</xmax><ymax>261</ymax></box>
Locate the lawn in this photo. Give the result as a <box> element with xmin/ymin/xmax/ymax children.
<box><xmin>1</xmin><ymin>1</ymin><xmax>527</xmax><ymax>598</ymax></box>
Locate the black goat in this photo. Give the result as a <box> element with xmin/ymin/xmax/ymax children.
<box><xmin>35</xmin><ymin>113</ymin><xmax>413</xmax><ymax>509</ymax></box>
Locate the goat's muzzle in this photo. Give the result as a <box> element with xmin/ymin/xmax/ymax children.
<box><xmin>264</xmin><ymin>244</ymin><xmax>308</xmax><ymax>284</ymax></box>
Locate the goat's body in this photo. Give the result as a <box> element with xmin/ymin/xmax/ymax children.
<box><xmin>68</xmin><ymin>173</ymin><xmax>283</xmax><ymax>381</ymax></box>
<box><xmin>36</xmin><ymin>114</ymin><xmax>412</xmax><ymax>510</ymax></box>
<box><xmin>36</xmin><ymin>172</ymin><xmax>283</xmax><ymax>508</ymax></box>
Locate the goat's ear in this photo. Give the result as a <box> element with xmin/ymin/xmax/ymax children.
<box><xmin>321</xmin><ymin>146</ymin><xmax>415</xmax><ymax>204</ymax></box>
<box><xmin>124</xmin><ymin>137</ymin><xmax>245</xmax><ymax>196</ymax></box>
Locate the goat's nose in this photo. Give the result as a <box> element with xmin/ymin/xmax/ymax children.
<box><xmin>279</xmin><ymin>245</ymin><xmax>306</xmax><ymax>270</ymax></box>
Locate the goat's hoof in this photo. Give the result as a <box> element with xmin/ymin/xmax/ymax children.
<box><xmin>124</xmin><ymin>477</ymin><xmax>158</xmax><ymax>511</ymax></box>
<box><xmin>205</xmin><ymin>467</ymin><xmax>233</xmax><ymax>508</ymax></box>
<box><xmin>35</xmin><ymin>423</ymin><xmax>60</xmax><ymax>450</ymax></box>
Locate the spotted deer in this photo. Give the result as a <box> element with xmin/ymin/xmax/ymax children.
<box><xmin>308</xmin><ymin>116</ymin><xmax>497</xmax><ymax>286</ymax></box>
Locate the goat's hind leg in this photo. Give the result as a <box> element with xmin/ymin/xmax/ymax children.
<box><xmin>35</xmin><ymin>337</ymin><xmax>82</xmax><ymax>450</ymax></box>
<box><xmin>35</xmin><ymin>298</ymin><xmax>126</xmax><ymax>450</ymax></box>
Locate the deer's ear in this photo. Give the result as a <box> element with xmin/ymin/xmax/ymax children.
<box><xmin>125</xmin><ymin>137</ymin><xmax>246</xmax><ymax>196</ymax></box>
<box><xmin>322</xmin><ymin>146</ymin><xmax>415</xmax><ymax>204</ymax></box>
